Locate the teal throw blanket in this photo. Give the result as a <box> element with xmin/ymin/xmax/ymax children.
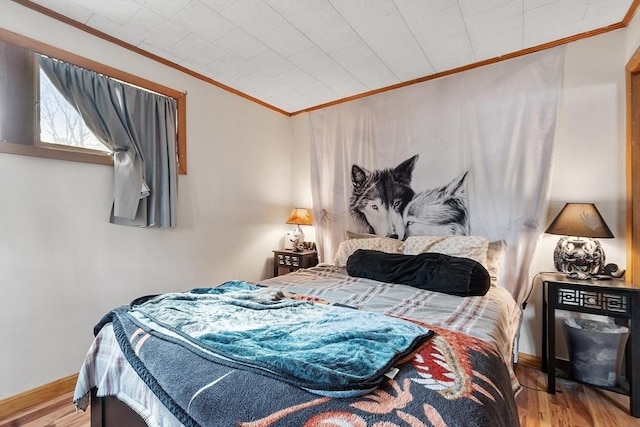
<box><xmin>127</xmin><ymin>280</ymin><xmax>432</xmax><ymax>396</ymax></box>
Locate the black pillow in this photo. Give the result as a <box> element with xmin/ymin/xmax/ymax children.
<box><xmin>345</xmin><ymin>249</ymin><xmax>490</xmax><ymax>297</ymax></box>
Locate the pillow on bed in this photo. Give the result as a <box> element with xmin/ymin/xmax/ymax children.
<box><xmin>400</xmin><ymin>235</ymin><xmax>449</xmax><ymax>255</ymax></box>
<box><xmin>346</xmin><ymin>249</ymin><xmax>490</xmax><ymax>297</ymax></box>
<box><xmin>345</xmin><ymin>230</ymin><xmax>378</xmax><ymax>240</ymax></box>
<box><xmin>486</xmin><ymin>240</ymin><xmax>506</xmax><ymax>287</ymax></box>
<box><xmin>401</xmin><ymin>235</ymin><xmax>489</xmax><ymax>267</ymax></box>
<box><xmin>334</xmin><ymin>237</ymin><xmax>403</xmax><ymax>267</ymax></box>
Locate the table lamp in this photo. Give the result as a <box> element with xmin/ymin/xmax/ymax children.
<box><xmin>544</xmin><ymin>203</ymin><xmax>614</xmax><ymax>279</ymax></box>
<box><xmin>286</xmin><ymin>208</ymin><xmax>312</xmax><ymax>251</ymax></box>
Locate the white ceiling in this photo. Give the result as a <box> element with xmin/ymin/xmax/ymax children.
<box><xmin>30</xmin><ymin>0</ymin><xmax>634</xmax><ymax>114</ymax></box>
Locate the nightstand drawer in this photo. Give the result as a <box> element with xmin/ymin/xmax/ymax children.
<box><xmin>273</xmin><ymin>249</ymin><xmax>318</xmax><ymax>277</ymax></box>
<box><xmin>556</xmin><ymin>285</ymin><xmax>631</xmax><ymax>316</ymax></box>
<box><xmin>277</xmin><ymin>253</ymin><xmax>301</xmax><ymax>267</ymax></box>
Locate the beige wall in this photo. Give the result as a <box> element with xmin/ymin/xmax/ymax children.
<box><xmin>627</xmin><ymin>6</ymin><xmax>640</xmax><ymax>60</ymax></box>
<box><xmin>523</xmin><ymin>27</ymin><xmax>629</xmax><ymax>357</ymax></box>
<box><xmin>0</xmin><ymin>2</ymin><xmax>293</xmax><ymax>399</ymax></box>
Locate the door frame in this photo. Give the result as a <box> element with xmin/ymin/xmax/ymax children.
<box><xmin>626</xmin><ymin>46</ymin><xmax>640</xmax><ymax>285</ymax></box>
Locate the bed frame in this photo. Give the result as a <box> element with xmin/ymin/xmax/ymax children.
<box><xmin>90</xmin><ymin>389</ymin><xmax>146</xmax><ymax>427</ymax></box>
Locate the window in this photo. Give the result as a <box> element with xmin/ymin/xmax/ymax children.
<box><xmin>0</xmin><ymin>30</ymin><xmax>187</xmax><ymax>174</ymax></box>
<box><xmin>38</xmin><ymin>68</ymin><xmax>109</xmax><ymax>153</ymax></box>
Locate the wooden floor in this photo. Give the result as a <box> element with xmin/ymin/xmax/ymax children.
<box><xmin>516</xmin><ymin>365</ymin><xmax>640</xmax><ymax>427</ymax></box>
<box><xmin>0</xmin><ymin>390</ymin><xmax>88</xmax><ymax>427</ymax></box>
<box><xmin>1</xmin><ymin>365</ymin><xmax>639</xmax><ymax>426</ymax></box>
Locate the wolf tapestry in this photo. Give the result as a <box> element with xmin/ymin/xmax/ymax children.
<box><xmin>309</xmin><ymin>47</ymin><xmax>565</xmax><ymax>304</ymax></box>
<box><xmin>350</xmin><ymin>154</ymin><xmax>469</xmax><ymax>240</ymax></box>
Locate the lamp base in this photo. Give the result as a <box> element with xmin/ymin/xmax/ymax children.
<box><xmin>290</xmin><ymin>226</ymin><xmax>305</xmax><ymax>252</ymax></box>
<box><xmin>553</xmin><ymin>237</ymin><xmax>605</xmax><ymax>278</ymax></box>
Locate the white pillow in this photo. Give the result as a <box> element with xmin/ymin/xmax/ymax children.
<box><xmin>486</xmin><ymin>240</ymin><xmax>507</xmax><ymax>287</ymax></box>
<box><xmin>401</xmin><ymin>235</ymin><xmax>489</xmax><ymax>267</ymax></box>
<box><xmin>333</xmin><ymin>237</ymin><xmax>403</xmax><ymax>267</ymax></box>
<box><xmin>400</xmin><ymin>236</ymin><xmax>449</xmax><ymax>256</ymax></box>
<box><xmin>345</xmin><ymin>230</ymin><xmax>378</xmax><ymax>239</ymax></box>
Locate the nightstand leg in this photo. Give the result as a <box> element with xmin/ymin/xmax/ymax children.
<box><xmin>547</xmin><ymin>282</ymin><xmax>557</xmax><ymax>394</ymax></box>
<box><xmin>630</xmin><ymin>294</ymin><xmax>639</xmax><ymax>417</ymax></box>
<box><xmin>542</xmin><ymin>281</ymin><xmax>548</xmax><ymax>374</ymax></box>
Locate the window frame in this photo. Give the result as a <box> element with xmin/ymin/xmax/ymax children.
<box><xmin>0</xmin><ymin>28</ymin><xmax>187</xmax><ymax>175</ymax></box>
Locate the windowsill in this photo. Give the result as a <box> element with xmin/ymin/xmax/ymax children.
<box><xmin>0</xmin><ymin>141</ymin><xmax>113</xmax><ymax>166</ymax></box>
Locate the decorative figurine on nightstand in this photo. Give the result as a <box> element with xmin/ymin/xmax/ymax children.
<box><xmin>285</xmin><ymin>207</ymin><xmax>313</xmax><ymax>252</ymax></box>
<box><xmin>289</xmin><ymin>230</ymin><xmax>304</xmax><ymax>251</ymax></box>
<box><xmin>544</xmin><ymin>203</ymin><xmax>615</xmax><ymax>279</ymax></box>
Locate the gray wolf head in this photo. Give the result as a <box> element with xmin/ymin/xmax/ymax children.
<box><xmin>404</xmin><ymin>171</ymin><xmax>469</xmax><ymax>237</ymax></box>
<box><xmin>349</xmin><ymin>155</ymin><xmax>419</xmax><ymax>239</ymax></box>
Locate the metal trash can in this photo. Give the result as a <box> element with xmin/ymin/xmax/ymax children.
<box><xmin>563</xmin><ymin>317</ymin><xmax>629</xmax><ymax>387</ymax></box>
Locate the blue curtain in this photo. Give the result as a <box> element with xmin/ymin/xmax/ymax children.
<box><xmin>38</xmin><ymin>55</ymin><xmax>177</xmax><ymax>228</ymax></box>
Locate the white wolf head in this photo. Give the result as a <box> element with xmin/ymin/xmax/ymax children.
<box><xmin>404</xmin><ymin>171</ymin><xmax>469</xmax><ymax>238</ymax></box>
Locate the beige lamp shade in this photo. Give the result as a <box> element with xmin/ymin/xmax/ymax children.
<box><xmin>544</xmin><ymin>203</ymin><xmax>614</xmax><ymax>238</ymax></box>
<box><xmin>286</xmin><ymin>208</ymin><xmax>313</xmax><ymax>226</ymax></box>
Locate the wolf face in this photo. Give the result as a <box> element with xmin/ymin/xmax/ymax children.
<box><xmin>404</xmin><ymin>171</ymin><xmax>469</xmax><ymax>237</ymax></box>
<box><xmin>349</xmin><ymin>155</ymin><xmax>419</xmax><ymax>239</ymax></box>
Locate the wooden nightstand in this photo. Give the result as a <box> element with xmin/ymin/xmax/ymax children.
<box><xmin>273</xmin><ymin>249</ymin><xmax>318</xmax><ymax>277</ymax></box>
<box><xmin>540</xmin><ymin>272</ymin><xmax>639</xmax><ymax>417</ymax></box>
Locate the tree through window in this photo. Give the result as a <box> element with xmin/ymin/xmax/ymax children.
<box><xmin>39</xmin><ymin>68</ymin><xmax>109</xmax><ymax>153</ymax></box>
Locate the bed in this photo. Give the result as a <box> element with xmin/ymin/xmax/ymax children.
<box><xmin>74</xmin><ymin>237</ymin><xmax>523</xmax><ymax>427</ymax></box>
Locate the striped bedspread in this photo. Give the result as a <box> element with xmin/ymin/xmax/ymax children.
<box><xmin>262</xmin><ymin>265</ymin><xmax>522</xmax><ymax>375</ymax></box>
<box><xmin>74</xmin><ymin>265</ymin><xmax>523</xmax><ymax>426</ymax></box>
